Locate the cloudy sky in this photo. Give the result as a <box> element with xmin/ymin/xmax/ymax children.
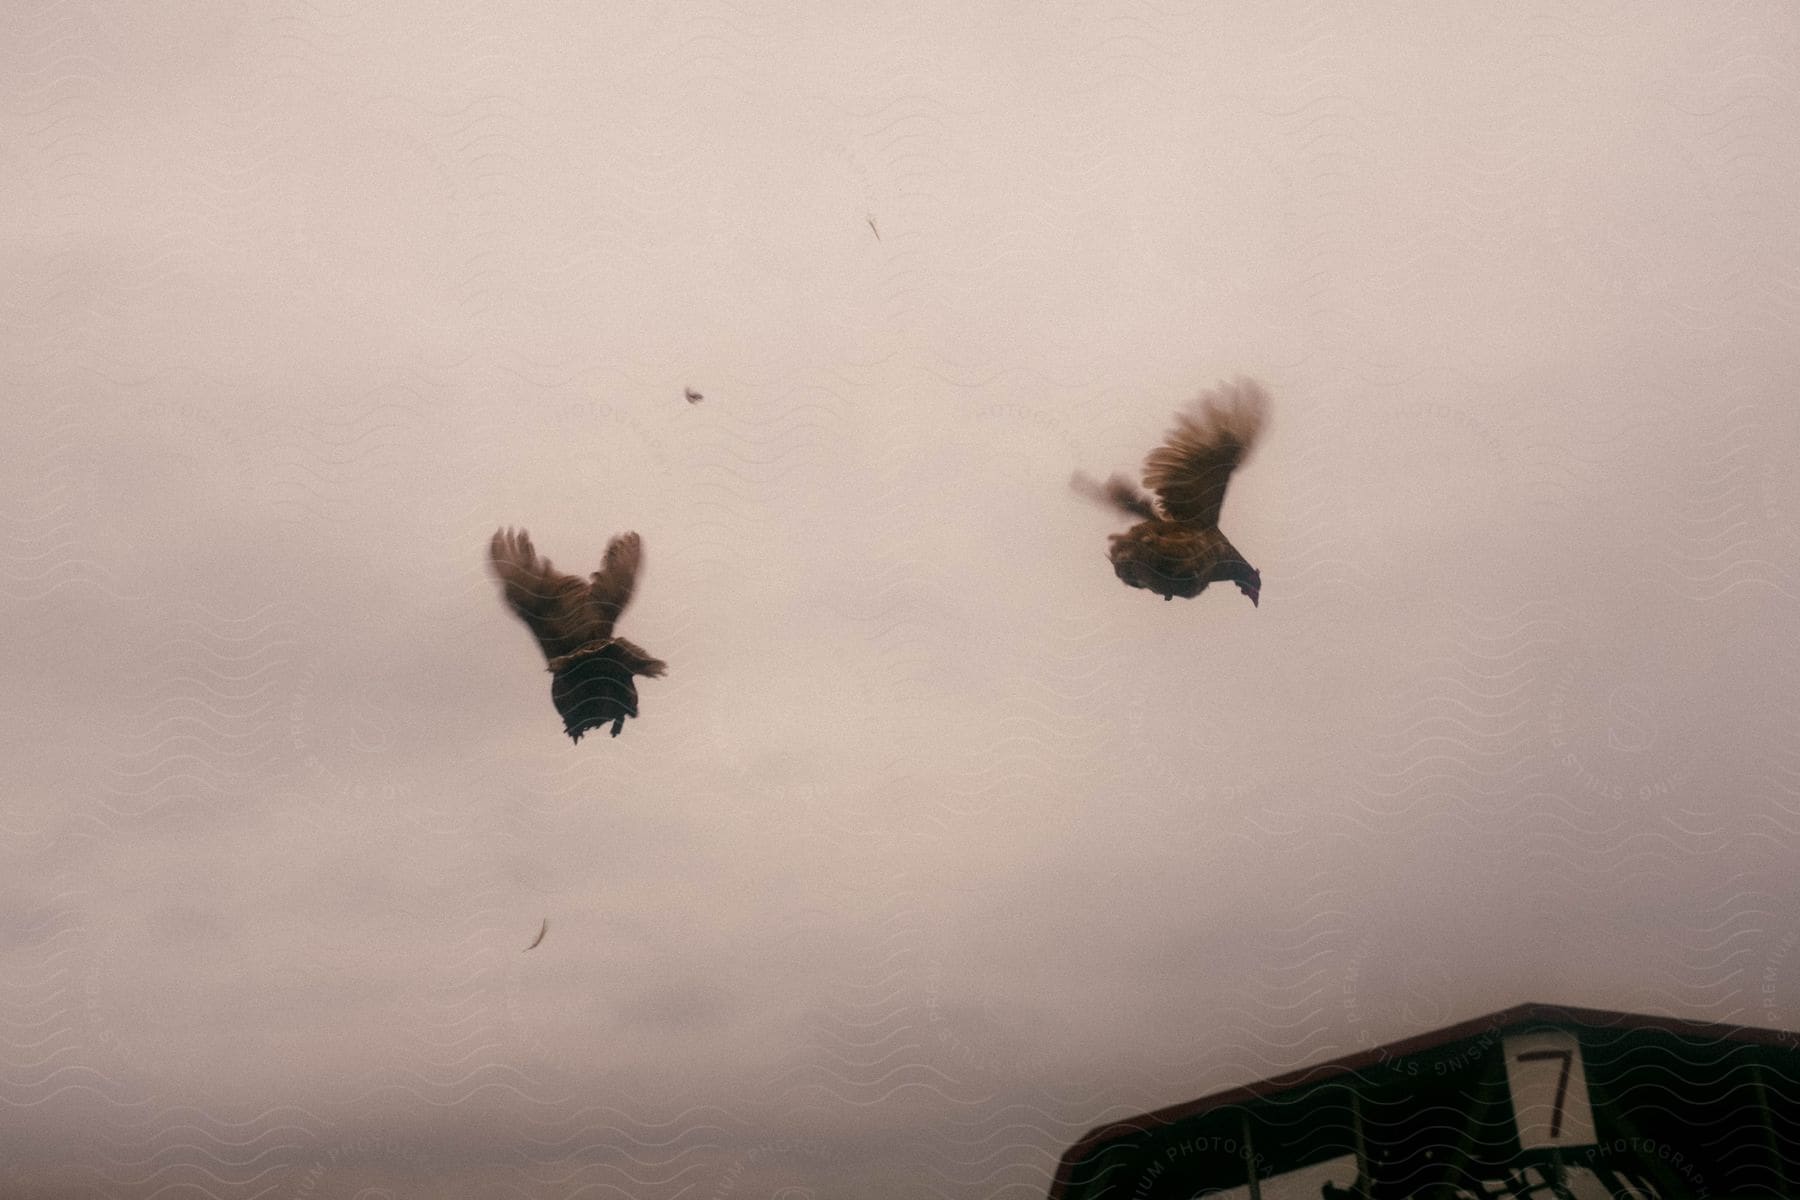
<box><xmin>4</xmin><ymin>2</ymin><xmax>1799</xmax><ymax>1196</ymax></box>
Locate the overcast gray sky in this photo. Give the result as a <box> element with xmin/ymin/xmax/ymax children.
<box><xmin>4</xmin><ymin>2</ymin><xmax>1799</xmax><ymax>1197</ymax></box>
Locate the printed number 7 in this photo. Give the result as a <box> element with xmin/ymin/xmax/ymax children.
<box><xmin>1516</xmin><ymin>1049</ymin><xmax>1573</xmax><ymax>1137</ymax></box>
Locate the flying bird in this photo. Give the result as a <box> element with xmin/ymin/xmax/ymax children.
<box><xmin>1072</xmin><ymin>377</ymin><xmax>1269</xmax><ymax>606</ymax></box>
<box><xmin>684</xmin><ymin>387</ymin><xmax>703</xmax><ymax>404</ymax></box>
<box><xmin>524</xmin><ymin>918</ymin><xmax>548</xmax><ymax>952</ymax></box>
<box><xmin>488</xmin><ymin>527</ymin><xmax>668</xmax><ymax>742</ymax></box>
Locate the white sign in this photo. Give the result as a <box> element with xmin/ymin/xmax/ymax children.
<box><xmin>1502</xmin><ymin>1030</ymin><xmax>1597</xmax><ymax>1149</ymax></box>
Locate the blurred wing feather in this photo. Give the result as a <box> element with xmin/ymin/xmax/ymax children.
<box><xmin>1071</xmin><ymin>471</ymin><xmax>1158</xmax><ymax>522</ymax></box>
<box><xmin>586</xmin><ymin>531</ymin><xmax>643</xmax><ymax>637</ymax></box>
<box><xmin>1141</xmin><ymin>377</ymin><xmax>1268</xmax><ymax>527</ymax></box>
<box><xmin>488</xmin><ymin>527</ymin><xmax>602</xmax><ymax>662</ymax></box>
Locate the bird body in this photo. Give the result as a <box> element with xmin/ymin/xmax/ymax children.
<box><xmin>1073</xmin><ymin>378</ymin><xmax>1268</xmax><ymax>605</ymax></box>
<box><xmin>488</xmin><ymin>527</ymin><xmax>667</xmax><ymax>743</ymax></box>
<box><xmin>1103</xmin><ymin>521</ymin><xmax>1256</xmax><ymax>601</ymax></box>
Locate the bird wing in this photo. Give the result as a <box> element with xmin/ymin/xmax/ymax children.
<box><xmin>585</xmin><ymin>531</ymin><xmax>644</xmax><ymax>638</ymax></box>
<box><xmin>608</xmin><ymin>635</ymin><xmax>667</xmax><ymax>679</ymax></box>
<box><xmin>1141</xmin><ymin>377</ymin><xmax>1269</xmax><ymax>528</ymax></box>
<box><xmin>488</xmin><ymin>527</ymin><xmax>604</xmax><ymax>662</ymax></box>
<box><xmin>1070</xmin><ymin>471</ymin><xmax>1158</xmax><ymax>522</ymax></box>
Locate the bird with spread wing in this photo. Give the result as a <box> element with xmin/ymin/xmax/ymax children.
<box><xmin>487</xmin><ymin>527</ymin><xmax>668</xmax><ymax>743</ymax></box>
<box><xmin>1072</xmin><ymin>377</ymin><xmax>1269</xmax><ymax>605</ymax></box>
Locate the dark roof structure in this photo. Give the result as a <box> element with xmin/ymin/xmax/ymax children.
<box><xmin>1050</xmin><ymin>1003</ymin><xmax>1800</xmax><ymax>1200</ymax></box>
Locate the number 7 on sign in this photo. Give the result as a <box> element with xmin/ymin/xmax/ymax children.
<box><xmin>1515</xmin><ymin>1049</ymin><xmax>1573</xmax><ymax>1137</ymax></box>
<box><xmin>1502</xmin><ymin>1031</ymin><xmax>1597</xmax><ymax>1149</ymax></box>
